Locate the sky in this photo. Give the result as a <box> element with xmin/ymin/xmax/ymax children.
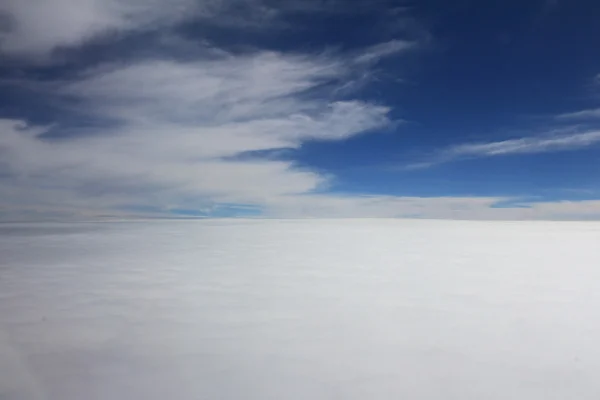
<box><xmin>1</xmin><ymin>0</ymin><xmax>600</xmax><ymax>220</ymax></box>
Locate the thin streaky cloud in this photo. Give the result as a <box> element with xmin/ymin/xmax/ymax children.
<box><xmin>555</xmin><ymin>108</ymin><xmax>600</xmax><ymax>120</ymax></box>
<box><xmin>0</xmin><ymin>47</ymin><xmax>395</xmax><ymax>218</ymax></box>
<box><xmin>0</xmin><ymin>0</ymin><xmax>414</xmax><ymax>61</ymax></box>
<box><xmin>354</xmin><ymin>40</ymin><xmax>416</xmax><ymax>64</ymax></box>
<box><xmin>0</xmin><ymin>0</ymin><xmax>201</xmax><ymax>59</ymax></box>
<box><xmin>408</xmin><ymin>130</ymin><xmax>600</xmax><ymax>169</ymax></box>
<box><xmin>449</xmin><ymin>130</ymin><xmax>600</xmax><ymax>156</ymax></box>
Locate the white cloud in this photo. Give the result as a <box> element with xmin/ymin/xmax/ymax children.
<box><xmin>0</xmin><ymin>0</ymin><xmax>427</xmax><ymax>220</ymax></box>
<box><xmin>5</xmin><ymin>219</ymin><xmax>600</xmax><ymax>399</ymax></box>
<box><xmin>556</xmin><ymin>108</ymin><xmax>600</xmax><ymax>120</ymax></box>
<box><xmin>0</xmin><ymin>0</ymin><xmax>416</xmax><ymax>60</ymax></box>
<box><xmin>265</xmin><ymin>196</ymin><xmax>600</xmax><ymax>220</ymax></box>
<box><xmin>264</xmin><ymin>195</ymin><xmax>507</xmax><ymax>219</ymax></box>
<box><xmin>0</xmin><ymin>48</ymin><xmax>397</xmax><ymax>218</ymax></box>
<box><xmin>448</xmin><ymin>130</ymin><xmax>600</xmax><ymax>156</ymax></box>
<box><xmin>59</xmin><ymin>53</ymin><xmax>353</xmax><ymax>126</ymax></box>
<box><xmin>0</xmin><ymin>0</ymin><xmax>201</xmax><ymax>58</ymax></box>
<box><xmin>527</xmin><ymin>200</ymin><xmax>600</xmax><ymax>219</ymax></box>
<box><xmin>3</xmin><ymin>51</ymin><xmax>600</xmax><ymax>220</ymax></box>
<box><xmin>354</xmin><ymin>40</ymin><xmax>415</xmax><ymax>64</ymax></box>
<box><xmin>407</xmin><ymin>129</ymin><xmax>600</xmax><ymax>169</ymax></box>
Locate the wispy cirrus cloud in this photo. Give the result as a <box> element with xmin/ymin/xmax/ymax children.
<box><xmin>556</xmin><ymin>108</ymin><xmax>600</xmax><ymax>120</ymax></box>
<box><xmin>447</xmin><ymin>130</ymin><xmax>600</xmax><ymax>156</ymax></box>
<box><xmin>0</xmin><ymin>0</ymin><xmax>446</xmax><ymax>220</ymax></box>
<box><xmin>0</xmin><ymin>0</ymin><xmax>204</xmax><ymax>59</ymax></box>
<box><xmin>0</xmin><ymin>0</ymin><xmax>417</xmax><ymax>61</ymax></box>
<box><xmin>0</xmin><ymin>44</ymin><xmax>405</xmax><ymax>219</ymax></box>
<box><xmin>0</xmin><ymin>42</ymin><xmax>568</xmax><ymax>221</ymax></box>
<box><xmin>407</xmin><ymin>129</ymin><xmax>600</xmax><ymax>169</ymax></box>
<box><xmin>0</xmin><ymin>0</ymin><xmax>326</xmax><ymax>59</ymax></box>
<box><xmin>354</xmin><ymin>40</ymin><xmax>415</xmax><ymax>65</ymax></box>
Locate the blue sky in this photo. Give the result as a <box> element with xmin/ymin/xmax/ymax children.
<box><xmin>1</xmin><ymin>0</ymin><xmax>600</xmax><ymax>220</ymax></box>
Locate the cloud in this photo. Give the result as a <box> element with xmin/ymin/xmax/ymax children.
<box><xmin>0</xmin><ymin>0</ymin><xmax>430</xmax><ymax>220</ymax></box>
<box><xmin>0</xmin><ymin>47</ymin><xmax>397</xmax><ymax>218</ymax></box>
<box><xmin>58</xmin><ymin>53</ymin><xmax>388</xmax><ymax>128</ymax></box>
<box><xmin>3</xmin><ymin>47</ymin><xmax>600</xmax><ymax>220</ymax></box>
<box><xmin>266</xmin><ymin>196</ymin><xmax>600</xmax><ymax>220</ymax></box>
<box><xmin>526</xmin><ymin>199</ymin><xmax>600</xmax><ymax>218</ymax></box>
<box><xmin>556</xmin><ymin>108</ymin><xmax>600</xmax><ymax>120</ymax></box>
<box><xmin>0</xmin><ymin>0</ymin><xmax>417</xmax><ymax>61</ymax></box>
<box><xmin>449</xmin><ymin>130</ymin><xmax>600</xmax><ymax>156</ymax></box>
<box><xmin>408</xmin><ymin>129</ymin><xmax>600</xmax><ymax>169</ymax></box>
<box><xmin>264</xmin><ymin>195</ymin><xmax>510</xmax><ymax>219</ymax></box>
<box><xmin>0</xmin><ymin>0</ymin><xmax>202</xmax><ymax>59</ymax></box>
<box><xmin>354</xmin><ymin>40</ymin><xmax>415</xmax><ymax>65</ymax></box>
<box><xmin>0</xmin><ymin>0</ymin><xmax>323</xmax><ymax>59</ymax></box>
